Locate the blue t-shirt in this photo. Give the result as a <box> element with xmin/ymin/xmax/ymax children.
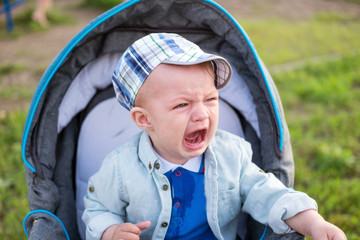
<box><xmin>164</xmin><ymin>156</ymin><xmax>217</xmax><ymax>240</ymax></box>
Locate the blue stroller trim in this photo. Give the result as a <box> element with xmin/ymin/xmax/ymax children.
<box><xmin>23</xmin><ymin>209</ymin><xmax>70</xmax><ymax>240</ymax></box>
<box><xmin>260</xmin><ymin>225</ymin><xmax>269</xmax><ymax>240</ymax></box>
<box><xmin>21</xmin><ymin>0</ymin><xmax>140</xmax><ymax>173</ymax></box>
<box><xmin>21</xmin><ymin>0</ymin><xmax>284</xmax><ymax>173</ymax></box>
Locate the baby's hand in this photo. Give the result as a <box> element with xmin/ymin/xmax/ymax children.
<box><xmin>286</xmin><ymin>210</ymin><xmax>346</xmax><ymax>240</ymax></box>
<box><xmin>102</xmin><ymin>221</ymin><xmax>151</xmax><ymax>240</ymax></box>
<box><xmin>112</xmin><ymin>221</ymin><xmax>151</xmax><ymax>240</ymax></box>
<box><xmin>309</xmin><ymin>220</ymin><xmax>347</xmax><ymax>240</ymax></box>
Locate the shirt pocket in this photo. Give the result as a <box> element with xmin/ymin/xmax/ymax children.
<box><xmin>217</xmin><ymin>186</ymin><xmax>241</xmax><ymax>227</ymax></box>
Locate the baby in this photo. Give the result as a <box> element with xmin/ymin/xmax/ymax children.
<box><xmin>82</xmin><ymin>33</ymin><xmax>346</xmax><ymax>240</ymax></box>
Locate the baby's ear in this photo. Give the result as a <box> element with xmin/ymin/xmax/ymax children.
<box><xmin>130</xmin><ymin>107</ymin><xmax>152</xmax><ymax>130</ymax></box>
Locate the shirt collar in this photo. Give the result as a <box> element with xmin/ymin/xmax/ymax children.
<box><xmin>138</xmin><ymin>131</ymin><xmax>158</xmax><ymax>174</ymax></box>
<box><xmin>154</xmin><ymin>151</ymin><xmax>202</xmax><ymax>173</ymax></box>
<box><xmin>138</xmin><ymin>131</ymin><xmax>202</xmax><ymax>174</ymax></box>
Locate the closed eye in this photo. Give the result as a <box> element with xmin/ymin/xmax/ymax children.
<box><xmin>173</xmin><ymin>103</ymin><xmax>188</xmax><ymax>109</ymax></box>
<box><xmin>205</xmin><ymin>97</ymin><xmax>217</xmax><ymax>102</ymax></box>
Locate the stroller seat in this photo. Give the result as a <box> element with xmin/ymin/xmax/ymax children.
<box><xmin>22</xmin><ymin>0</ymin><xmax>302</xmax><ymax>239</ymax></box>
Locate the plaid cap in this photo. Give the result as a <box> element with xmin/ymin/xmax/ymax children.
<box><xmin>112</xmin><ymin>33</ymin><xmax>232</xmax><ymax>110</ymax></box>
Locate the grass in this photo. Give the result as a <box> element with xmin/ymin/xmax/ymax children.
<box><xmin>0</xmin><ymin>63</ymin><xmax>26</xmax><ymax>75</ymax></box>
<box><xmin>0</xmin><ymin>3</ymin><xmax>359</xmax><ymax>239</ymax></box>
<box><xmin>0</xmin><ymin>110</ymin><xmax>29</xmax><ymax>238</ymax></box>
<box><xmin>273</xmin><ymin>52</ymin><xmax>360</xmax><ymax>238</ymax></box>
<box><xmin>80</xmin><ymin>0</ymin><xmax>124</xmax><ymax>10</ymax></box>
<box><xmin>0</xmin><ymin>63</ymin><xmax>36</xmax><ymax>102</ymax></box>
<box><xmin>0</xmin><ymin>85</ymin><xmax>35</xmax><ymax>101</ymax></box>
<box><xmin>341</xmin><ymin>0</ymin><xmax>360</xmax><ymax>3</ymax></box>
<box><xmin>241</xmin><ymin>12</ymin><xmax>360</xmax><ymax>66</ymax></box>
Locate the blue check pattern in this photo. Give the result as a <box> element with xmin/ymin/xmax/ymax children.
<box><xmin>112</xmin><ymin>33</ymin><xmax>232</xmax><ymax>110</ymax></box>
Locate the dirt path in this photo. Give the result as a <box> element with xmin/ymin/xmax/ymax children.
<box><xmin>1</xmin><ymin>0</ymin><xmax>359</xmax><ymax>112</ymax></box>
<box><xmin>217</xmin><ymin>0</ymin><xmax>360</xmax><ymax>20</ymax></box>
<box><xmin>0</xmin><ymin>0</ymin><xmax>102</xmax><ymax>111</ymax></box>
<box><xmin>1</xmin><ymin>0</ymin><xmax>101</xmax><ymax>67</ymax></box>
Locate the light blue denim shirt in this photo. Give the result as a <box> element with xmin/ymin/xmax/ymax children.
<box><xmin>82</xmin><ymin>130</ymin><xmax>317</xmax><ymax>240</ymax></box>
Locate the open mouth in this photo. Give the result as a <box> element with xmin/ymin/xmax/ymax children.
<box><xmin>184</xmin><ymin>129</ymin><xmax>207</xmax><ymax>149</ymax></box>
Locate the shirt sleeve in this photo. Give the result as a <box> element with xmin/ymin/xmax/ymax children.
<box><xmin>268</xmin><ymin>190</ymin><xmax>318</xmax><ymax>233</ymax></box>
<box><xmin>238</xmin><ymin>142</ymin><xmax>318</xmax><ymax>234</ymax></box>
<box><xmin>82</xmin><ymin>152</ymin><xmax>126</xmax><ymax>240</ymax></box>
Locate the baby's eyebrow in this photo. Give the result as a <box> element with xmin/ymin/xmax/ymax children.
<box><xmin>172</xmin><ymin>92</ymin><xmax>217</xmax><ymax>103</ymax></box>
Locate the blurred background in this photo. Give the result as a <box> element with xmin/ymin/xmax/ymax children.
<box><xmin>1</xmin><ymin>0</ymin><xmax>359</xmax><ymax>238</ymax></box>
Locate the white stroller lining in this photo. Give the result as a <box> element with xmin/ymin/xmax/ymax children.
<box><xmin>57</xmin><ymin>52</ymin><xmax>123</xmax><ymax>133</ymax></box>
<box><xmin>58</xmin><ymin>53</ymin><xmax>260</xmax><ymax>136</ymax></box>
<box><xmin>75</xmin><ymin>97</ymin><xmax>246</xmax><ymax>239</ymax></box>
<box><xmin>219</xmin><ymin>62</ymin><xmax>260</xmax><ymax>138</ymax></box>
<box><xmin>75</xmin><ymin>97</ymin><xmax>141</xmax><ymax>239</ymax></box>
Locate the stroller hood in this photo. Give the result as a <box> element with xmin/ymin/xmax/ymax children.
<box><xmin>22</xmin><ymin>0</ymin><xmax>294</xmax><ymax>239</ymax></box>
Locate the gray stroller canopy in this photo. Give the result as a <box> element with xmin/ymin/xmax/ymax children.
<box><xmin>22</xmin><ymin>0</ymin><xmax>297</xmax><ymax>239</ymax></box>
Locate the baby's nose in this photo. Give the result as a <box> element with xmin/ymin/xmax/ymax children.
<box><xmin>191</xmin><ymin>104</ymin><xmax>209</xmax><ymax>122</ymax></box>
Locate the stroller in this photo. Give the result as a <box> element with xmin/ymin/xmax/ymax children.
<box><xmin>21</xmin><ymin>0</ymin><xmax>303</xmax><ymax>239</ymax></box>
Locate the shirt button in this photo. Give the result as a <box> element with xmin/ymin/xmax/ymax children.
<box><xmin>161</xmin><ymin>222</ymin><xmax>168</xmax><ymax>227</ymax></box>
<box><xmin>89</xmin><ymin>186</ymin><xmax>95</xmax><ymax>192</ymax></box>
<box><xmin>155</xmin><ymin>162</ymin><xmax>160</xmax><ymax>169</ymax></box>
<box><xmin>175</xmin><ymin>169</ymin><xmax>181</xmax><ymax>177</ymax></box>
<box><xmin>175</xmin><ymin>201</ymin><xmax>181</xmax><ymax>208</ymax></box>
<box><xmin>162</xmin><ymin>184</ymin><xmax>169</xmax><ymax>191</ymax></box>
<box><xmin>148</xmin><ymin>162</ymin><xmax>152</xmax><ymax>170</ymax></box>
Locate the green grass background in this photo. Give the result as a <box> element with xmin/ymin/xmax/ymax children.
<box><xmin>1</xmin><ymin>0</ymin><xmax>359</xmax><ymax>239</ymax></box>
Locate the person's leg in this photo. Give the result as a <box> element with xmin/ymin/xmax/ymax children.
<box><xmin>32</xmin><ymin>0</ymin><xmax>53</xmax><ymax>26</ymax></box>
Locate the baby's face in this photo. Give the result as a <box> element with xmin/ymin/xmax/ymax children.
<box><xmin>140</xmin><ymin>63</ymin><xmax>219</xmax><ymax>164</ymax></box>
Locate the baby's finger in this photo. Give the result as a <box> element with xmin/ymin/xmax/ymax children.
<box><xmin>113</xmin><ymin>231</ymin><xmax>139</xmax><ymax>240</ymax></box>
<box><xmin>135</xmin><ymin>221</ymin><xmax>151</xmax><ymax>231</ymax></box>
<box><xmin>117</xmin><ymin>223</ymin><xmax>142</xmax><ymax>235</ymax></box>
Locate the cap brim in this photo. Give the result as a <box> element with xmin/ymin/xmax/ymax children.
<box><xmin>162</xmin><ymin>54</ymin><xmax>232</xmax><ymax>89</ymax></box>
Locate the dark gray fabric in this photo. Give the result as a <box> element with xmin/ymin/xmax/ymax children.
<box><xmin>23</xmin><ymin>0</ymin><xmax>297</xmax><ymax>239</ymax></box>
<box><xmin>26</xmin><ymin>168</ymin><xmax>60</xmax><ymax>212</ymax></box>
<box><xmin>24</xmin><ymin>212</ymin><xmax>68</xmax><ymax>240</ymax></box>
<box><xmin>247</xmin><ymin>216</ymin><xmax>304</xmax><ymax>240</ymax></box>
<box><xmin>53</xmin><ymin>117</ymin><xmax>81</xmax><ymax>239</ymax></box>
